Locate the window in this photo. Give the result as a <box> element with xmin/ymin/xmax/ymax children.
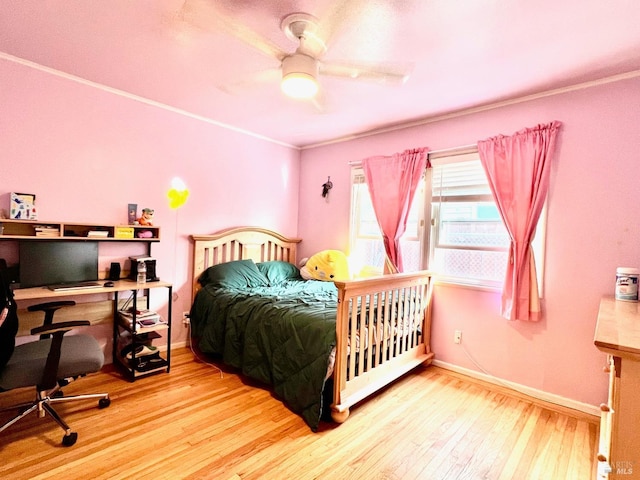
<box><xmin>349</xmin><ymin>149</ymin><xmax>544</xmax><ymax>289</ymax></box>
<box><xmin>349</xmin><ymin>169</ymin><xmax>424</xmax><ymax>276</ymax></box>
<box><xmin>428</xmin><ymin>152</ymin><xmax>509</xmax><ymax>287</ymax></box>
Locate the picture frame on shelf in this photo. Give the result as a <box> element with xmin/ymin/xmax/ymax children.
<box><xmin>128</xmin><ymin>203</ymin><xmax>137</xmax><ymax>225</ymax></box>
<box><xmin>10</xmin><ymin>192</ymin><xmax>37</xmax><ymax>220</ymax></box>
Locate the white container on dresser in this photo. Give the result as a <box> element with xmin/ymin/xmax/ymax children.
<box><xmin>594</xmin><ymin>296</ymin><xmax>640</xmax><ymax>480</ymax></box>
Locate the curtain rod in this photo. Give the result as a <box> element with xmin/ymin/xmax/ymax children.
<box><xmin>348</xmin><ymin>144</ymin><xmax>477</xmax><ymax>166</ymax></box>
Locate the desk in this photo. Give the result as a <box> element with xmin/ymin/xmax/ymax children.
<box><xmin>594</xmin><ymin>296</ymin><xmax>640</xmax><ymax>479</ymax></box>
<box><xmin>13</xmin><ymin>279</ymin><xmax>172</xmax><ymax>301</ymax></box>
<box><xmin>13</xmin><ymin>279</ymin><xmax>173</xmax><ymax>381</ymax></box>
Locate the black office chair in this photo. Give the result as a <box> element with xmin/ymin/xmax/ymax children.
<box><xmin>0</xmin><ymin>266</ymin><xmax>110</xmax><ymax>447</ymax></box>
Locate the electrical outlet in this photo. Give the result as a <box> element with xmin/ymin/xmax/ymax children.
<box><xmin>182</xmin><ymin>311</ymin><xmax>190</xmax><ymax>326</ymax></box>
<box><xmin>454</xmin><ymin>330</ymin><xmax>462</xmax><ymax>344</ymax></box>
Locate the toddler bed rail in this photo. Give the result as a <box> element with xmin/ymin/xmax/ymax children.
<box><xmin>332</xmin><ymin>271</ymin><xmax>433</xmax><ymax>421</ymax></box>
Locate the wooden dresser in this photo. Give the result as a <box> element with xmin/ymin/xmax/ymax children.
<box><xmin>594</xmin><ymin>296</ymin><xmax>640</xmax><ymax>479</ymax></box>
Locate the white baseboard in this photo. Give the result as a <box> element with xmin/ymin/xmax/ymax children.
<box><xmin>432</xmin><ymin>359</ymin><xmax>600</xmax><ymax>418</ymax></box>
<box><xmin>172</xmin><ymin>340</ymin><xmax>188</xmax><ymax>350</ymax></box>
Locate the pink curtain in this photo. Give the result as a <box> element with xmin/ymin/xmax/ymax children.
<box><xmin>362</xmin><ymin>148</ymin><xmax>429</xmax><ymax>273</ymax></box>
<box><xmin>477</xmin><ymin>121</ymin><xmax>561</xmax><ymax>321</ymax></box>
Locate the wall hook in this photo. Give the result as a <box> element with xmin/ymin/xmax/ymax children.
<box><xmin>322</xmin><ymin>176</ymin><xmax>333</xmax><ymax>198</ymax></box>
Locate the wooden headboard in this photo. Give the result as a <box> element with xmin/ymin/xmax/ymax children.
<box><xmin>190</xmin><ymin>226</ymin><xmax>301</xmax><ymax>300</ymax></box>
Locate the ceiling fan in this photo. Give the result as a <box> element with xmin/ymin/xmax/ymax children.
<box><xmin>176</xmin><ymin>1</ymin><xmax>412</xmax><ymax>103</ymax></box>
<box><xmin>278</xmin><ymin>12</ymin><xmax>411</xmax><ymax>99</ymax></box>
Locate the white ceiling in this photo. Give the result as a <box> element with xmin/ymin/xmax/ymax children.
<box><xmin>2</xmin><ymin>0</ymin><xmax>640</xmax><ymax>148</ymax></box>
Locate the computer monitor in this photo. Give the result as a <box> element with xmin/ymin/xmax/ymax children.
<box><xmin>19</xmin><ymin>241</ymin><xmax>99</xmax><ymax>288</ymax></box>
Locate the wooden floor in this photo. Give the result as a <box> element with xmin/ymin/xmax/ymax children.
<box><xmin>0</xmin><ymin>347</ymin><xmax>598</xmax><ymax>480</ymax></box>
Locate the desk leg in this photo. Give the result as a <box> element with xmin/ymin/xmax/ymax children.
<box><xmin>112</xmin><ymin>291</ymin><xmax>119</xmax><ymax>366</ymax></box>
<box><xmin>167</xmin><ymin>285</ymin><xmax>172</xmax><ymax>373</ymax></box>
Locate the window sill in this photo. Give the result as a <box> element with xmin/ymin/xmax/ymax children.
<box><xmin>433</xmin><ymin>277</ymin><xmax>502</xmax><ymax>294</ymax></box>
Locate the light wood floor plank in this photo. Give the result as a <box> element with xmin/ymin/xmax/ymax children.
<box><xmin>0</xmin><ymin>348</ymin><xmax>598</xmax><ymax>479</ymax></box>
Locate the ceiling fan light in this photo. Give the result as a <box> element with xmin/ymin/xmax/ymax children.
<box><xmin>281</xmin><ymin>72</ymin><xmax>318</xmax><ymax>99</ymax></box>
<box><xmin>281</xmin><ymin>53</ymin><xmax>319</xmax><ymax>99</ymax></box>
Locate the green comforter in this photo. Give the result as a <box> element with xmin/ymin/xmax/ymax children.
<box><xmin>189</xmin><ymin>279</ymin><xmax>338</xmax><ymax>431</ymax></box>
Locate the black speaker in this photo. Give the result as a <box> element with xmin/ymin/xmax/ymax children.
<box><xmin>108</xmin><ymin>262</ymin><xmax>121</xmax><ymax>281</ymax></box>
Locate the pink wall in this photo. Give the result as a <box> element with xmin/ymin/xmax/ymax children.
<box><xmin>3</xmin><ymin>48</ymin><xmax>639</xmax><ymax>409</ymax></box>
<box><xmin>298</xmin><ymin>76</ymin><xmax>640</xmax><ymax>408</ymax></box>
<box><xmin>0</xmin><ymin>58</ymin><xmax>301</xmax><ymax>349</ymax></box>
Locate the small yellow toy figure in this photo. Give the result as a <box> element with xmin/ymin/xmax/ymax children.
<box><xmin>300</xmin><ymin>250</ymin><xmax>350</xmax><ymax>282</ymax></box>
<box><xmin>137</xmin><ymin>208</ymin><xmax>154</xmax><ymax>226</ymax></box>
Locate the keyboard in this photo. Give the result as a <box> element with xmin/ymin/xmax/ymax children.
<box><xmin>47</xmin><ymin>281</ymin><xmax>101</xmax><ymax>292</ymax></box>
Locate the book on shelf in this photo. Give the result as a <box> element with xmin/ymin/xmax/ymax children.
<box><xmin>118</xmin><ymin>309</ymin><xmax>166</xmax><ymax>328</ymax></box>
<box><xmin>35</xmin><ymin>225</ymin><xmax>60</xmax><ymax>237</ymax></box>
<box><xmin>87</xmin><ymin>230</ymin><xmax>109</xmax><ymax>238</ymax></box>
<box><xmin>119</xmin><ymin>308</ymin><xmax>159</xmax><ymax>319</ymax></box>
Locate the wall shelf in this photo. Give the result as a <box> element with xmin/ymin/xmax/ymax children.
<box><xmin>0</xmin><ymin>218</ymin><xmax>160</xmax><ymax>241</ymax></box>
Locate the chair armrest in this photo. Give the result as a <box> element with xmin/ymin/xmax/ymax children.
<box><xmin>28</xmin><ymin>301</ymin><xmax>79</xmax><ymax>339</ymax></box>
<box><xmin>27</xmin><ymin>300</ymin><xmax>76</xmax><ymax>313</ymax></box>
<box><xmin>31</xmin><ymin>320</ymin><xmax>90</xmax><ymax>336</ymax></box>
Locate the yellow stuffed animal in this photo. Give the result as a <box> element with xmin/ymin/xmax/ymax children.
<box><xmin>300</xmin><ymin>250</ymin><xmax>350</xmax><ymax>282</ymax></box>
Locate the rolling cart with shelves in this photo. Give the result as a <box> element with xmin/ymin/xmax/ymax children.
<box><xmin>113</xmin><ymin>281</ymin><xmax>173</xmax><ymax>381</ymax></box>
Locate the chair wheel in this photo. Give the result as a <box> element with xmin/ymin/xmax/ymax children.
<box><xmin>98</xmin><ymin>398</ymin><xmax>111</xmax><ymax>409</ymax></box>
<box><xmin>62</xmin><ymin>432</ymin><xmax>78</xmax><ymax>447</ymax></box>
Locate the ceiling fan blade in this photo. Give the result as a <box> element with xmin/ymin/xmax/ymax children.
<box><xmin>179</xmin><ymin>0</ymin><xmax>287</xmax><ymax>61</ymax></box>
<box><xmin>320</xmin><ymin>61</ymin><xmax>412</xmax><ymax>85</ymax></box>
<box><xmin>308</xmin><ymin>88</ymin><xmax>332</xmax><ymax>114</ymax></box>
<box><xmin>217</xmin><ymin>68</ymin><xmax>281</xmax><ymax>96</ymax></box>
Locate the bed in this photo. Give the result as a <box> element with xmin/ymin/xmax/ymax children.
<box><xmin>189</xmin><ymin>226</ymin><xmax>434</xmax><ymax>431</ymax></box>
